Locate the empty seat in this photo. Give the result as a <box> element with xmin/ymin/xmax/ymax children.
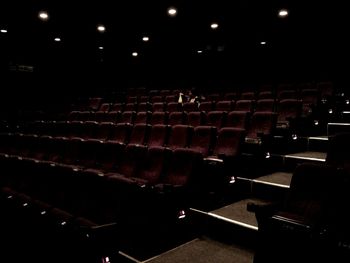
<box><xmin>138</xmin><ymin>102</ymin><xmax>151</xmax><ymax>112</ymax></box>
<box><xmin>215</xmin><ymin>101</ymin><xmax>233</xmax><ymax>112</ymax></box>
<box><xmin>167</xmin><ymin>102</ymin><xmax>181</xmax><ymax>113</ymax></box>
<box><xmin>98</xmin><ymin>103</ymin><xmax>110</xmax><ymax>112</ymax></box>
<box><xmin>89</xmin><ymin>122</ymin><xmax>114</xmax><ymax>141</ymax></box>
<box><xmin>207</xmin><ymin>111</ymin><xmax>226</xmax><ymax>130</ymax></box>
<box><xmin>152</xmin><ymin>102</ymin><xmax>165</xmax><ymax>112</ymax></box>
<box><xmin>276</xmin><ymin>99</ymin><xmax>302</xmax><ymax>128</ymax></box>
<box><xmin>190</xmin><ymin>126</ymin><xmax>216</xmax><ymax>156</ymax></box>
<box><xmin>235</xmin><ymin>100</ymin><xmax>254</xmax><ymax>112</ymax></box>
<box><xmin>157</xmin><ymin>148</ymin><xmax>203</xmax><ymax>189</ymax></box>
<box><xmin>89</xmin><ymin>97</ymin><xmax>103</xmax><ymax>111</ymax></box>
<box><xmin>256</xmin><ymin>99</ymin><xmax>275</xmax><ymax>112</ymax></box>
<box><xmin>240</xmin><ymin>92</ymin><xmax>255</xmax><ymax>100</ymax></box>
<box><xmin>168</xmin><ymin>112</ymin><xmax>187</xmax><ymax>125</ymax></box>
<box><xmin>223</xmin><ymin>93</ymin><xmax>237</xmax><ymax>101</ymax></box>
<box><xmin>212</xmin><ymin>128</ymin><xmax>245</xmax><ymax>158</ymax></box>
<box><xmin>199</xmin><ymin>101</ymin><xmax>213</xmax><ymax>112</ymax></box>
<box><xmin>128</xmin><ymin>124</ymin><xmax>150</xmax><ymax>147</ymax></box>
<box><xmin>183</xmin><ymin>102</ymin><xmax>199</xmax><ymax>112</ymax></box>
<box><xmin>188</xmin><ymin>112</ymin><xmax>205</xmax><ymax>127</ymax></box>
<box><xmin>139</xmin><ymin>96</ymin><xmax>150</xmax><ymax>103</ymax></box>
<box><xmin>165</xmin><ymin>95</ymin><xmax>177</xmax><ymax>103</ymax></box>
<box><xmin>167</xmin><ymin>125</ymin><xmax>191</xmax><ymax>150</ymax></box>
<box><xmin>246</xmin><ymin>112</ymin><xmax>277</xmax><ymax>143</ymax></box>
<box><xmin>278</xmin><ymin>90</ymin><xmax>297</xmax><ymax>100</ymax></box>
<box><xmin>150</xmin><ymin>112</ymin><xmax>167</xmax><ymax>125</ymax></box>
<box><xmin>151</xmin><ymin>96</ymin><xmax>163</xmax><ymax>103</ymax></box>
<box><xmin>124</xmin><ymin>103</ymin><xmax>136</xmax><ymax>112</ymax></box>
<box><xmin>108</xmin><ymin>123</ymin><xmax>132</xmax><ymax>145</ymax></box>
<box><xmin>132</xmin><ymin>146</ymin><xmax>167</xmax><ymax>185</ymax></box>
<box><xmin>110</xmin><ymin>103</ymin><xmax>123</xmax><ymax>112</ymax></box>
<box><xmin>134</xmin><ymin>111</ymin><xmax>151</xmax><ymax>124</ymax></box>
<box><xmin>120</xmin><ymin>111</ymin><xmax>135</xmax><ymax>124</ymax></box>
<box><xmin>257</xmin><ymin>91</ymin><xmax>274</xmax><ymax>100</ymax></box>
<box><xmin>207</xmin><ymin>94</ymin><xmax>221</xmax><ymax>102</ymax></box>
<box><xmin>226</xmin><ymin>111</ymin><xmax>250</xmax><ymax>129</ymax></box>
<box><xmin>148</xmin><ymin>124</ymin><xmax>169</xmax><ymax>147</ymax></box>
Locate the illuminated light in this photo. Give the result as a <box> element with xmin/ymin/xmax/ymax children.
<box><xmin>197</xmin><ymin>50</ymin><xmax>203</xmax><ymax>54</ymax></box>
<box><xmin>61</xmin><ymin>221</ymin><xmax>66</xmax><ymax>226</ymax></box>
<box><xmin>292</xmin><ymin>134</ymin><xmax>298</xmax><ymax>140</ymax></box>
<box><xmin>1</xmin><ymin>29</ymin><xmax>8</xmax><ymax>33</ymax></box>
<box><xmin>142</xmin><ymin>36</ymin><xmax>149</xmax><ymax>42</ymax></box>
<box><xmin>86</xmin><ymin>234</ymin><xmax>90</xmax><ymax>238</ymax></box>
<box><xmin>278</xmin><ymin>9</ymin><xmax>289</xmax><ymax>17</ymax></box>
<box><xmin>167</xmin><ymin>7</ymin><xmax>177</xmax><ymax>17</ymax></box>
<box><xmin>38</xmin><ymin>11</ymin><xmax>49</xmax><ymax>21</ymax></box>
<box><xmin>132</xmin><ymin>52</ymin><xmax>138</xmax><ymax>57</ymax></box>
<box><xmin>260</xmin><ymin>41</ymin><xmax>266</xmax><ymax>45</ymax></box>
<box><xmin>97</xmin><ymin>25</ymin><xmax>106</xmax><ymax>32</ymax></box>
<box><xmin>99</xmin><ymin>46</ymin><xmax>104</xmax><ymax>50</ymax></box>
<box><xmin>229</xmin><ymin>176</ymin><xmax>236</xmax><ymax>184</ymax></box>
<box><xmin>54</xmin><ymin>37</ymin><xmax>61</xmax><ymax>42</ymax></box>
<box><xmin>105</xmin><ymin>257</ymin><xmax>110</xmax><ymax>263</ymax></box>
<box><xmin>7</xmin><ymin>195</ymin><xmax>13</xmax><ymax>199</ymax></box>
<box><xmin>41</xmin><ymin>211</ymin><xmax>46</xmax><ymax>215</ymax></box>
<box><xmin>328</xmin><ymin>109</ymin><xmax>333</xmax><ymax>114</ymax></box>
<box><xmin>23</xmin><ymin>203</ymin><xmax>28</xmax><ymax>207</ymax></box>
<box><xmin>210</xmin><ymin>23</ymin><xmax>219</xmax><ymax>29</ymax></box>
<box><xmin>346</xmin><ymin>100</ymin><xmax>349</xmax><ymax>105</ymax></box>
<box><xmin>314</xmin><ymin>120</ymin><xmax>319</xmax><ymax>126</ymax></box>
<box><xmin>178</xmin><ymin>210</ymin><xmax>186</xmax><ymax>219</ymax></box>
<box><xmin>265</xmin><ymin>152</ymin><xmax>271</xmax><ymax>159</ymax></box>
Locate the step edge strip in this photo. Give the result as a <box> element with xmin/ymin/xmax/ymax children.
<box><xmin>207</xmin><ymin>212</ymin><xmax>258</xmax><ymax>231</ymax></box>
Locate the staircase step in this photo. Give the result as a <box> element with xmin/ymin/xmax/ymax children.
<box><xmin>208</xmin><ymin>199</ymin><xmax>261</xmax><ymax>231</ymax></box>
<box><xmin>251</xmin><ymin>172</ymin><xmax>291</xmax><ymax>200</ymax></box>
<box><xmin>307</xmin><ymin>136</ymin><xmax>329</xmax><ymax>152</ymax></box>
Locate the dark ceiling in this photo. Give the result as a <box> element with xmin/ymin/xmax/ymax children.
<box><xmin>0</xmin><ymin>0</ymin><xmax>349</xmax><ymax>91</ymax></box>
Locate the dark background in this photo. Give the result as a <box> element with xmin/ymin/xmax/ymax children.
<box><xmin>0</xmin><ymin>0</ymin><xmax>349</xmax><ymax>108</ymax></box>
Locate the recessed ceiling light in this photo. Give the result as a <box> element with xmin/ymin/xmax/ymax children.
<box><xmin>210</xmin><ymin>23</ymin><xmax>219</xmax><ymax>29</ymax></box>
<box><xmin>197</xmin><ymin>50</ymin><xmax>203</xmax><ymax>54</ymax></box>
<box><xmin>132</xmin><ymin>52</ymin><xmax>138</xmax><ymax>57</ymax></box>
<box><xmin>1</xmin><ymin>29</ymin><xmax>7</xmax><ymax>33</ymax></box>
<box><xmin>278</xmin><ymin>9</ymin><xmax>289</xmax><ymax>17</ymax></box>
<box><xmin>38</xmin><ymin>11</ymin><xmax>49</xmax><ymax>21</ymax></box>
<box><xmin>99</xmin><ymin>46</ymin><xmax>104</xmax><ymax>50</ymax></box>
<box><xmin>142</xmin><ymin>36</ymin><xmax>149</xmax><ymax>42</ymax></box>
<box><xmin>97</xmin><ymin>25</ymin><xmax>106</xmax><ymax>32</ymax></box>
<box><xmin>167</xmin><ymin>7</ymin><xmax>177</xmax><ymax>17</ymax></box>
<box><xmin>260</xmin><ymin>41</ymin><xmax>267</xmax><ymax>45</ymax></box>
<box><xmin>54</xmin><ymin>37</ymin><xmax>61</xmax><ymax>42</ymax></box>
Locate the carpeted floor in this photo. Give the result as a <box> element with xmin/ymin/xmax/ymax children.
<box><xmin>144</xmin><ymin>236</ymin><xmax>254</xmax><ymax>263</ymax></box>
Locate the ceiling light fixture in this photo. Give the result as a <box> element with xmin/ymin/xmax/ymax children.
<box><xmin>142</xmin><ymin>36</ymin><xmax>149</xmax><ymax>42</ymax></box>
<box><xmin>99</xmin><ymin>46</ymin><xmax>104</xmax><ymax>50</ymax></box>
<box><xmin>260</xmin><ymin>41</ymin><xmax>267</xmax><ymax>45</ymax></box>
<box><xmin>54</xmin><ymin>37</ymin><xmax>61</xmax><ymax>42</ymax></box>
<box><xmin>97</xmin><ymin>25</ymin><xmax>106</xmax><ymax>32</ymax></box>
<box><xmin>210</xmin><ymin>23</ymin><xmax>219</xmax><ymax>29</ymax></box>
<box><xmin>38</xmin><ymin>11</ymin><xmax>49</xmax><ymax>21</ymax></box>
<box><xmin>132</xmin><ymin>52</ymin><xmax>138</xmax><ymax>57</ymax></box>
<box><xmin>1</xmin><ymin>29</ymin><xmax>7</xmax><ymax>33</ymax></box>
<box><xmin>167</xmin><ymin>7</ymin><xmax>177</xmax><ymax>17</ymax></box>
<box><xmin>278</xmin><ymin>9</ymin><xmax>289</xmax><ymax>17</ymax></box>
